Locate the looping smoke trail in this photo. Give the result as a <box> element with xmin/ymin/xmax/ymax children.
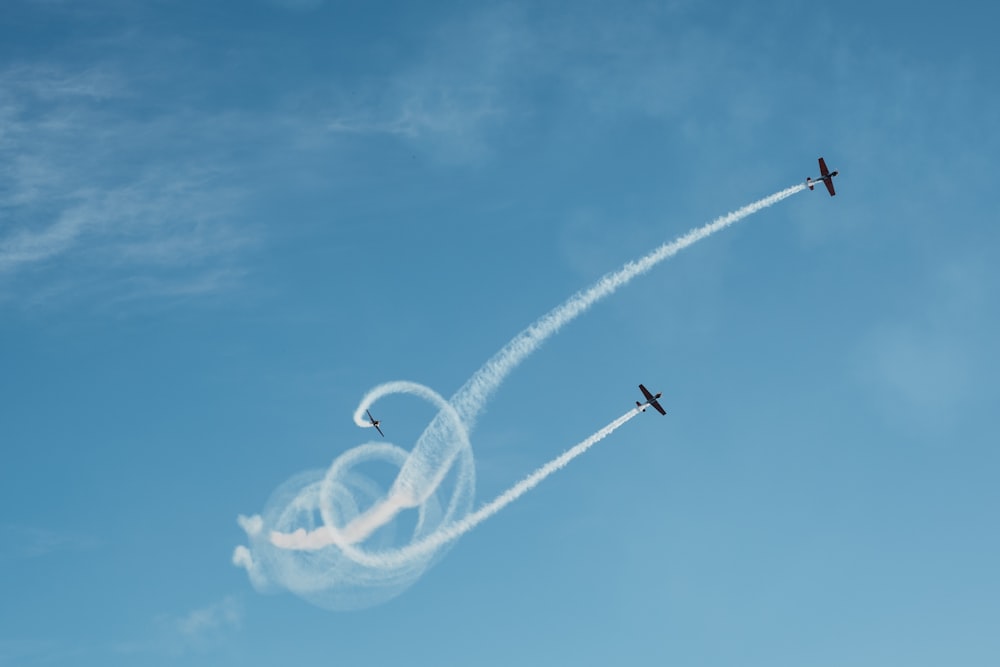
<box><xmin>275</xmin><ymin>407</ymin><xmax>639</xmax><ymax>569</ymax></box>
<box><xmin>233</xmin><ymin>381</ymin><xmax>476</xmax><ymax>610</ymax></box>
<box><xmin>233</xmin><ymin>184</ymin><xmax>804</xmax><ymax>610</ymax></box>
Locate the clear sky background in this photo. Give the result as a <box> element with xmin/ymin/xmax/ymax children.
<box><xmin>2</xmin><ymin>1</ymin><xmax>998</xmax><ymax>665</ymax></box>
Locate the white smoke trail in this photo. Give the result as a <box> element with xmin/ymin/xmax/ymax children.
<box><xmin>237</xmin><ymin>183</ymin><xmax>806</xmax><ymax>608</ymax></box>
<box><xmin>272</xmin><ymin>407</ymin><xmax>639</xmax><ymax>566</ymax></box>
<box><xmin>447</xmin><ymin>182</ymin><xmax>807</xmax><ymax>428</ymax></box>
<box><xmin>347</xmin><ymin>182</ymin><xmax>806</xmax><ymax>513</ymax></box>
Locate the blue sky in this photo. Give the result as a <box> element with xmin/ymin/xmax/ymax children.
<box><xmin>2</xmin><ymin>0</ymin><xmax>998</xmax><ymax>665</ymax></box>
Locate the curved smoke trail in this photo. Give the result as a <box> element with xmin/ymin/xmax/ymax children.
<box><xmin>233</xmin><ymin>183</ymin><xmax>805</xmax><ymax>609</ymax></box>
<box><xmin>272</xmin><ymin>407</ymin><xmax>640</xmax><ymax>568</ymax></box>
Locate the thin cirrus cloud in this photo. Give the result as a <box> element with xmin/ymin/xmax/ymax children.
<box><xmin>319</xmin><ymin>5</ymin><xmax>765</xmax><ymax>161</ymax></box>
<box><xmin>0</xmin><ymin>64</ymin><xmax>256</xmax><ymax>307</ymax></box>
<box><xmin>0</xmin><ymin>524</ymin><xmax>100</xmax><ymax>559</ymax></box>
<box><xmin>326</xmin><ymin>82</ymin><xmax>506</xmax><ymax>165</ymax></box>
<box><xmin>328</xmin><ymin>90</ymin><xmax>503</xmax><ymax>138</ymax></box>
<box><xmin>324</xmin><ymin>9</ymin><xmax>533</xmax><ymax>162</ymax></box>
<box><xmin>0</xmin><ymin>212</ymin><xmax>87</xmax><ymax>271</ymax></box>
<box><xmin>0</xmin><ymin>638</ymin><xmax>88</xmax><ymax>665</ymax></box>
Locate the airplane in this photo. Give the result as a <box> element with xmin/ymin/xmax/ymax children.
<box><xmin>806</xmin><ymin>156</ymin><xmax>839</xmax><ymax>196</ymax></box>
<box><xmin>636</xmin><ymin>384</ymin><xmax>666</xmax><ymax>415</ymax></box>
<box><xmin>366</xmin><ymin>409</ymin><xmax>384</xmax><ymax>437</ymax></box>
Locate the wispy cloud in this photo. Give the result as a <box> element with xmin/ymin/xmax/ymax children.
<box><xmin>0</xmin><ymin>64</ymin><xmax>123</xmax><ymax>101</ymax></box>
<box><xmin>0</xmin><ymin>637</ymin><xmax>89</xmax><ymax>666</ymax></box>
<box><xmin>853</xmin><ymin>324</ymin><xmax>981</xmax><ymax>445</ymax></box>
<box><xmin>328</xmin><ymin>89</ymin><xmax>503</xmax><ymax>139</ymax></box>
<box><xmin>113</xmin><ymin>596</ymin><xmax>243</xmax><ymax>656</ymax></box>
<box><xmin>327</xmin><ymin>83</ymin><xmax>505</xmax><ymax>164</ymax></box>
<box><xmin>174</xmin><ymin>596</ymin><xmax>243</xmax><ymax>645</ymax></box>
<box><xmin>854</xmin><ymin>257</ymin><xmax>994</xmax><ymax>437</ymax></box>
<box><xmin>0</xmin><ymin>212</ymin><xmax>88</xmax><ymax>271</ymax></box>
<box><xmin>323</xmin><ymin>7</ymin><xmax>532</xmax><ymax>163</ymax></box>
<box><xmin>0</xmin><ymin>598</ymin><xmax>241</xmax><ymax>663</ymax></box>
<box><xmin>0</xmin><ymin>63</ymin><xmax>256</xmax><ymax>307</ymax></box>
<box><xmin>317</xmin><ymin>4</ymin><xmax>767</xmax><ymax>164</ymax></box>
<box><xmin>0</xmin><ymin>524</ymin><xmax>99</xmax><ymax>559</ymax></box>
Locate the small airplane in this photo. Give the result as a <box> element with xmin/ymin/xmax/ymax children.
<box><xmin>636</xmin><ymin>384</ymin><xmax>666</xmax><ymax>415</ymax></box>
<box><xmin>366</xmin><ymin>409</ymin><xmax>384</xmax><ymax>437</ymax></box>
<box><xmin>806</xmin><ymin>156</ymin><xmax>839</xmax><ymax>196</ymax></box>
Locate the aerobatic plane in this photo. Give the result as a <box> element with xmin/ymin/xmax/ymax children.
<box><xmin>636</xmin><ymin>384</ymin><xmax>666</xmax><ymax>415</ymax></box>
<box><xmin>806</xmin><ymin>157</ymin><xmax>839</xmax><ymax>196</ymax></box>
<box><xmin>366</xmin><ymin>409</ymin><xmax>384</xmax><ymax>437</ymax></box>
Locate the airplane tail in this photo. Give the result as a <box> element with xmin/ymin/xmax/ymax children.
<box><xmin>636</xmin><ymin>401</ymin><xmax>645</xmax><ymax>411</ymax></box>
<box><xmin>806</xmin><ymin>177</ymin><xmax>815</xmax><ymax>191</ymax></box>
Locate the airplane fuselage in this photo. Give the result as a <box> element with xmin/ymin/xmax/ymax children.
<box><xmin>807</xmin><ymin>172</ymin><xmax>838</xmax><ymax>188</ymax></box>
<box><xmin>807</xmin><ymin>157</ymin><xmax>839</xmax><ymax>195</ymax></box>
<box><xmin>636</xmin><ymin>393</ymin><xmax>662</xmax><ymax>412</ymax></box>
<box><xmin>636</xmin><ymin>383</ymin><xmax>667</xmax><ymax>415</ymax></box>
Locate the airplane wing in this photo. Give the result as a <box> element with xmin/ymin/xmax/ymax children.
<box><xmin>824</xmin><ymin>178</ymin><xmax>836</xmax><ymax>196</ymax></box>
<box><xmin>818</xmin><ymin>157</ymin><xmax>830</xmax><ymax>177</ymax></box>
<box><xmin>366</xmin><ymin>410</ymin><xmax>385</xmax><ymax>436</ymax></box>
<box><xmin>639</xmin><ymin>384</ymin><xmax>667</xmax><ymax>415</ymax></box>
